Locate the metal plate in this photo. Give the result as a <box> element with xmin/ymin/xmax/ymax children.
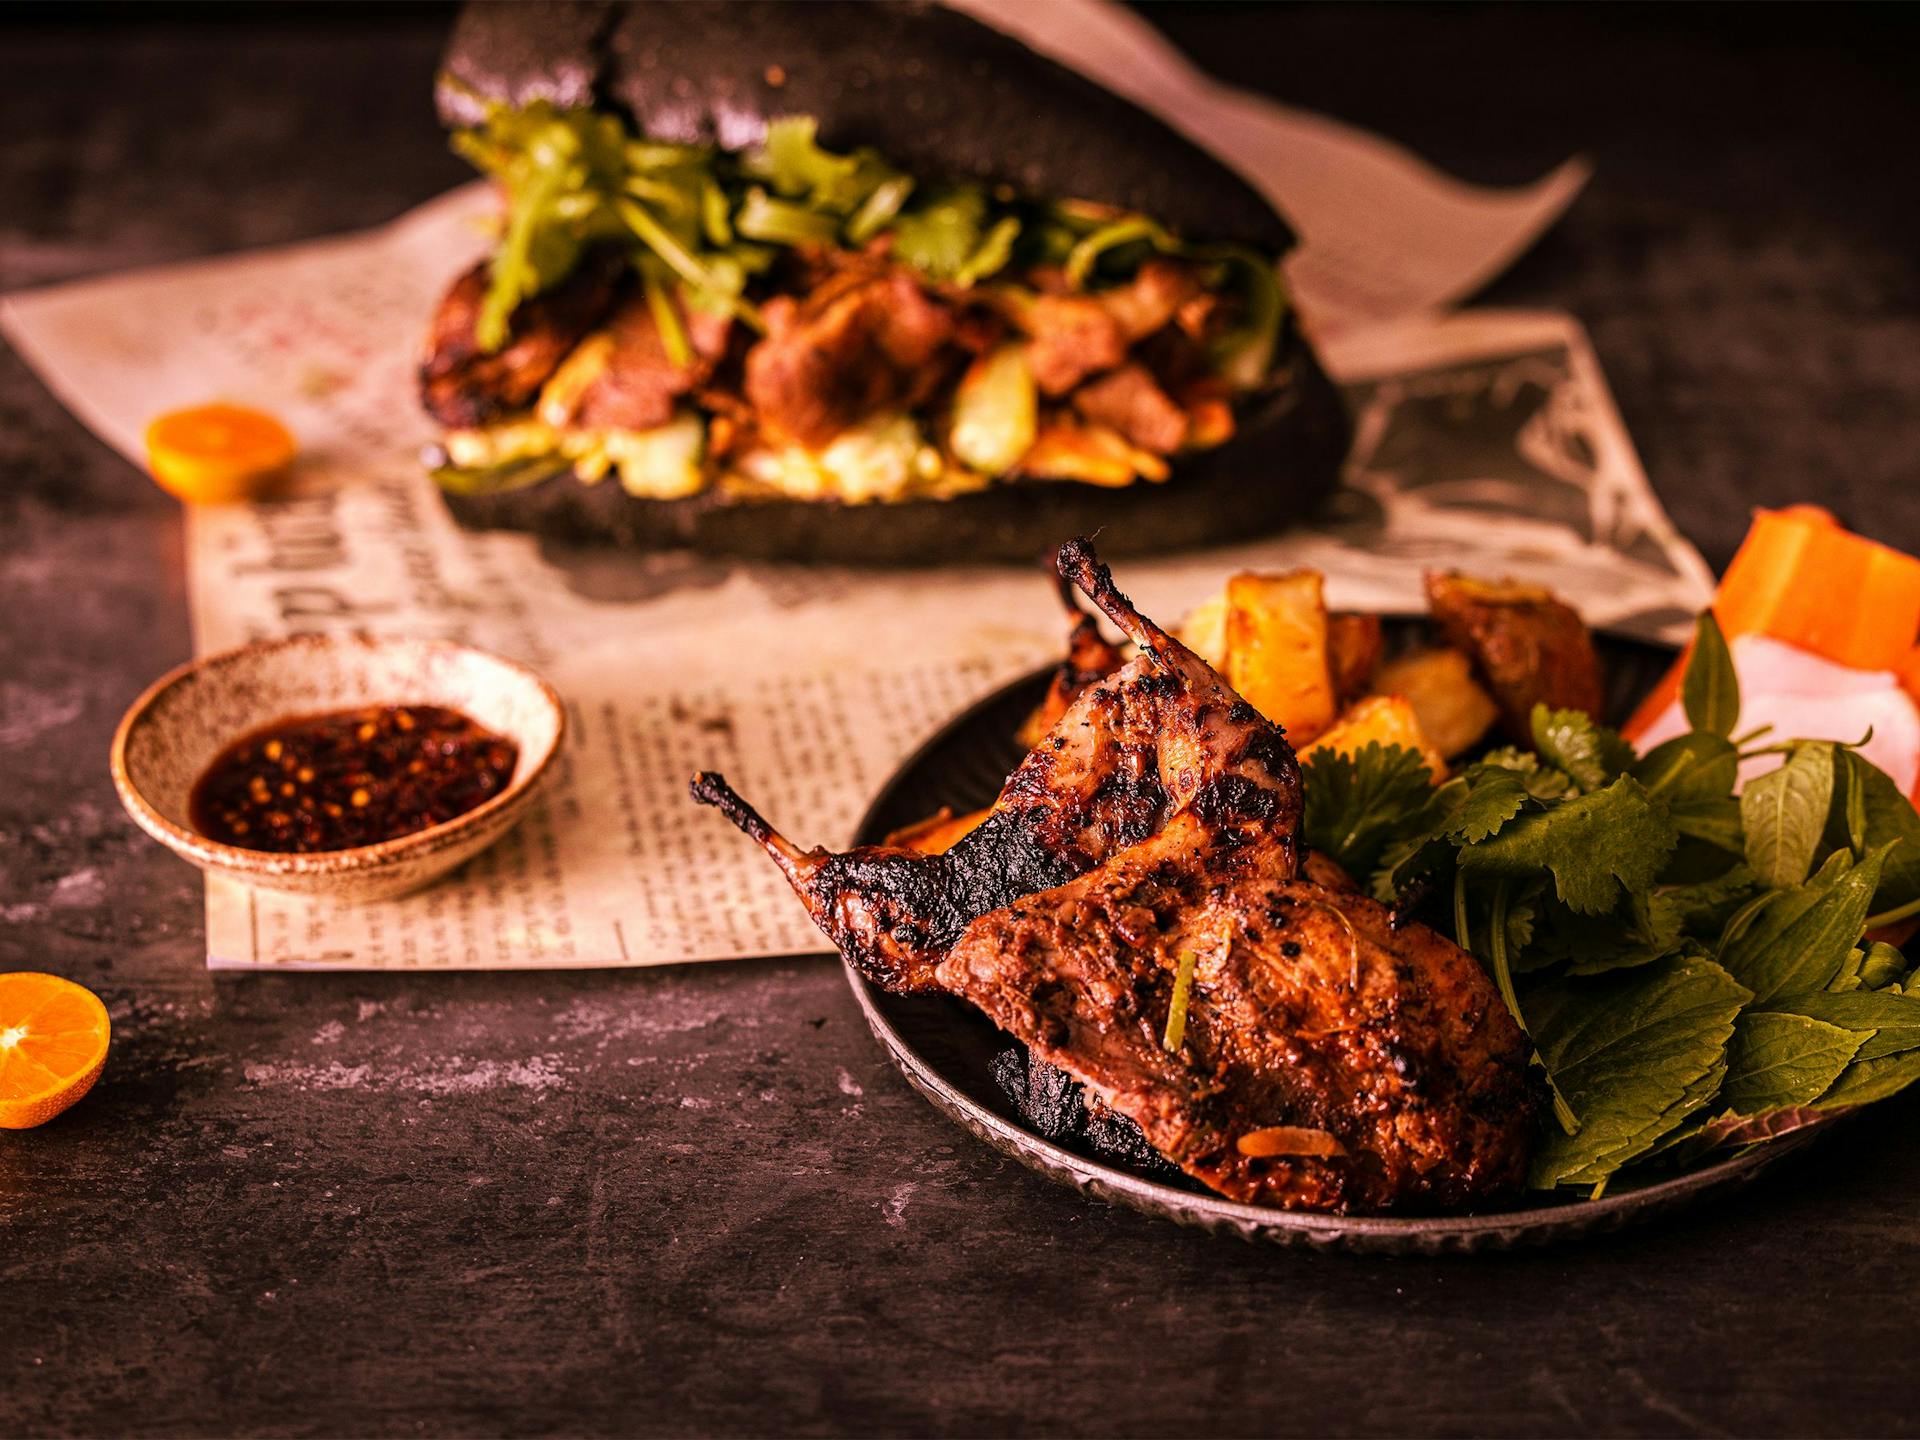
<box><xmin>845</xmin><ymin>632</ymin><xmax>1833</xmax><ymax>1252</ymax></box>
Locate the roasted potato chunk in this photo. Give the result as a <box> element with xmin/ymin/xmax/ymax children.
<box><xmin>1425</xmin><ymin>572</ymin><xmax>1603</xmax><ymax>742</ymax></box>
<box><xmin>1180</xmin><ymin>591</ymin><xmax>1230</xmax><ymax>670</ymax></box>
<box><xmin>1305</xmin><ymin>695</ymin><xmax>1447</xmax><ymax>780</ymax></box>
<box><xmin>1226</xmin><ymin>570</ymin><xmax>1338</xmax><ymax>742</ymax></box>
<box><xmin>1373</xmin><ymin>647</ymin><xmax>1501</xmax><ymax>759</ymax></box>
<box><xmin>1327</xmin><ymin>612</ymin><xmax>1383</xmax><ymax>707</ymax></box>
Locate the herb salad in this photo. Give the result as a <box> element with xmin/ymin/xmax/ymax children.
<box><xmin>1303</xmin><ymin>612</ymin><xmax>1920</xmax><ymax>1198</ymax></box>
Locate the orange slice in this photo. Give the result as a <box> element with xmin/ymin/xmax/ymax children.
<box><xmin>144</xmin><ymin>403</ymin><xmax>297</xmax><ymax>504</ymax></box>
<box><xmin>0</xmin><ymin>972</ymin><xmax>111</xmax><ymax>1130</ymax></box>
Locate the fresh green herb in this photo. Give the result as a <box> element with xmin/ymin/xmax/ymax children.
<box><xmin>1300</xmin><ymin>608</ymin><xmax>1920</xmax><ymax>1196</ymax></box>
<box><xmin>1717</xmin><ymin>845</ymin><xmax>1888</xmax><ymax>1005</ymax></box>
<box><xmin>1300</xmin><ymin>742</ymin><xmax>1434</xmax><ymax>882</ymax></box>
<box><xmin>733</xmin><ymin>187</ymin><xmax>844</xmax><ymax>247</ymax></box>
<box><xmin>1483</xmin><ymin>878</ymin><xmax>1579</xmax><ymax>1133</ymax></box>
<box><xmin>1682</xmin><ymin>610</ymin><xmax>1740</xmax><ymax>736</ymax></box>
<box><xmin>1633</xmin><ymin>734</ymin><xmax>1743</xmax><ymax>855</ymax></box>
<box><xmin>1163</xmin><ymin>949</ymin><xmax>1199</xmax><ymax>1052</ymax></box>
<box><xmin>954</xmin><ymin>217</ymin><xmax>1022</xmax><ymax>288</ymax></box>
<box><xmin>1459</xmin><ymin>776</ymin><xmax>1676</xmax><ymax>915</ymax></box>
<box><xmin>1531</xmin><ymin>705</ymin><xmax>1634</xmax><ymax>795</ymax></box>
<box><xmin>1741</xmin><ymin>741</ymin><xmax>1835</xmax><ymax>887</ymax></box>
<box><xmin>1825</xmin><ymin>748</ymin><xmax>1920</xmax><ymax>919</ymax></box>
<box><xmin>443</xmin><ymin>91</ymin><xmax>1289</xmax><ymax>401</ymax></box>
<box><xmin>451</xmin><ymin>100</ymin><xmax>632</xmax><ymax>350</ymax></box>
<box><xmin>1064</xmin><ymin>215</ymin><xmax>1177</xmax><ymax>289</ymax></box>
<box><xmin>1524</xmin><ymin>955</ymin><xmax>1749</xmax><ymax>1189</ymax></box>
<box><xmin>1719</xmin><ymin>1010</ymin><xmax>1863</xmax><ymax>1114</ymax></box>
<box><xmin>891</xmin><ymin>188</ymin><xmax>990</xmax><ymax>280</ymax></box>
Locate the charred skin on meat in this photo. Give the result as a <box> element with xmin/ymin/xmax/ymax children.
<box><xmin>692</xmin><ymin>540</ymin><xmax>1535</xmax><ymax>1213</ymax></box>
<box><xmin>690</xmin><ymin>540</ymin><xmax>1299</xmax><ymax>993</ymax></box>
<box><xmin>1013</xmin><ymin>566</ymin><xmax>1128</xmax><ymax>750</ymax></box>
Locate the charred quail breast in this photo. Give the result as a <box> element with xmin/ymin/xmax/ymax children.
<box><xmin>942</xmin><ymin>813</ymin><xmax>1536</xmax><ymax>1213</ymax></box>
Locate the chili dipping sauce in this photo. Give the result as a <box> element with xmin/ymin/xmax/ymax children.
<box><xmin>190</xmin><ymin>704</ymin><xmax>518</xmax><ymax>853</ymax></box>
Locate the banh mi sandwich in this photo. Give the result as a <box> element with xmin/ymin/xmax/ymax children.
<box><xmin>420</xmin><ymin>0</ymin><xmax>1350</xmax><ymax>563</ymax></box>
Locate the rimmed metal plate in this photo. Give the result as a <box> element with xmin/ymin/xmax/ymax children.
<box><xmin>845</xmin><ymin>633</ymin><xmax>1830</xmax><ymax>1252</ymax></box>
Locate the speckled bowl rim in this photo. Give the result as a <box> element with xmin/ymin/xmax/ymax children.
<box><xmin>109</xmin><ymin>633</ymin><xmax>566</xmax><ymax>879</ymax></box>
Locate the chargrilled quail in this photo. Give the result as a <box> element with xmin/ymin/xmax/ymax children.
<box><xmin>692</xmin><ymin>539</ymin><xmax>1535</xmax><ymax>1212</ymax></box>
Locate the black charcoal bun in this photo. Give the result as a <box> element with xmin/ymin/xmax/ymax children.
<box><xmin>435</xmin><ymin>0</ymin><xmax>1293</xmax><ymax>253</ymax></box>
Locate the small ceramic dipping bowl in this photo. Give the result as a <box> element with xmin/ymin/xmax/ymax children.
<box><xmin>110</xmin><ymin>634</ymin><xmax>565</xmax><ymax>902</ymax></box>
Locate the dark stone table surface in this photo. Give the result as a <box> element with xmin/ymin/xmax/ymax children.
<box><xmin>3</xmin><ymin>5</ymin><xmax>1917</xmax><ymax>1436</ymax></box>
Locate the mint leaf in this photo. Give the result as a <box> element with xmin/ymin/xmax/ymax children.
<box><xmin>1525</xmin><ymin>955</ymin><xmax>1750</xmax><ymax>1188</ymax></box>
<box><xmin>1531</xmin><ymin>706</ymin><xmax>1634</xmax><ymax>795</ymax></box>
<box><xmin>1778</xmin><ymin>987</ymin><xmax>1920</xmax><ymax>1108</ymax></box>
<box><xmin>1681</xmin><ymin>610</ymin><xmax>1740</xmax><ymax>737</ymax></box>
<box><xmin>1719</xmin><ymin>1012</ymin><xmax>1862</xmax><ymax>1113</ymax></box>
<box><xmin>1857</xmin><ymin>940</ymin><xmax>1910</xmax><ymax>990</ymax></box>
<box><xmin>1660</xmin><ymin>866</ymin><xmax>1764</xmax><ymax>939</ymax></box>
<box><xmin>1766</xmin><ymin>989</ymin><xmax>1920</xmax><ymax>1061</ymax></box>
<box><xmin>1742</xmin><ymin>742</ymin><xmax>1836</xmax><ymax>888</ymax></box>
<box><xmin>1301</xmin><ymin>742</ymin><xmax>1435</xmax><ymax>881</ymax></box>
<box><xmin>1820</xmin><ymin>1050</ymin><xmax>1920</xmax><ymax>1107</ymax></box>
<box><xmin>1461</xmin><ymin>777</ymin><xmax>1677</xmax><ymax>915</ymax></box>
<box><xmin>1718</xmin><ymin>845</ymin><xmax>1888</xmax><ymax>1004</ymax></box>
<box><xmin>1823</xmin><ymin>749</ymin><xmax>1920</xmax><ymax>916</ymax></box>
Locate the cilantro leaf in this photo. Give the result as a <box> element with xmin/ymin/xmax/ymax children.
<box><xmin>1531</xmin><ymin>705</ymin><xmax>1635</xmax><ymax>795</ymax></box>
<box><xmin>1718</xmin><ymin>1011</ymin><xmax>1863</xmax><ymax>1114</ymax></box>
<box><xmin>1742</xmin><ymin>741</ymin><xmax>1836</xmax><ymax>888</ymax></box>
<box><xmin>1453</xmin><ymin>769</ymin><xmax>1535</xmax><ymax>842</ymax></box>
<box><xmin>1479</xmin><ymin>747</ymin><xmax>1573</xmax><ymax>800</ymax></box>
<box><xmin>1524</xmin><ymin>955</ymin><xmax>1750</xmax><ymax>1188</ymax></box>
<box><xmin>1460</xmin><ymin>776</ymin><xmax>1677</xmax><ymax>915</ymax></box>
<box><xmin>1374</xmin><ymin>766</ymin><xmax>1532</xmax><ymax>900</ymax></box>
<box><xmin>1681</xmin><ymin>609</ymin><xmax>1740</xmax><ymax>737</ymax></box>
<box><xmin>1301</xmin><ymin>742</ymin><xmax>1435</xmax><ymax>881</ymax></box>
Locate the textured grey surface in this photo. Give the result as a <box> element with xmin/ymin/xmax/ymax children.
<box><xmin>3</xmin><ymin>6</ymin><xmax>1919</xmax><ymax>1436</ymax></box>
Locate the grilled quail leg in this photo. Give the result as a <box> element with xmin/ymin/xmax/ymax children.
<box><xmin>691</xmin><ymin>537</ymin><xmax>1301</xmax><ymax>992</ymax></box>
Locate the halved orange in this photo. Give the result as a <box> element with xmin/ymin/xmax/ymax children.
<box><xmin>0</xmin><ymin>972</ymin><xmax>111</xmax><ymax>1130</ymax></box>
<box><xmin>144</xmin><ymin>403</ymin><xmax>297</xmax><ymax>504</ymax></box>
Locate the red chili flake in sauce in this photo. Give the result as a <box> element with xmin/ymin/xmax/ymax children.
<box><xmin>190</xmin><ymin>705</ymin><xmax>518</xmax><ymax>853</ymax></box>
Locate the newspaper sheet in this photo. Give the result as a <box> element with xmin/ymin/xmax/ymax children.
<box><xmin>0</xmin><ymin>10</ymin><xmax>1708</xmax><ymax>971</ymax></box>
